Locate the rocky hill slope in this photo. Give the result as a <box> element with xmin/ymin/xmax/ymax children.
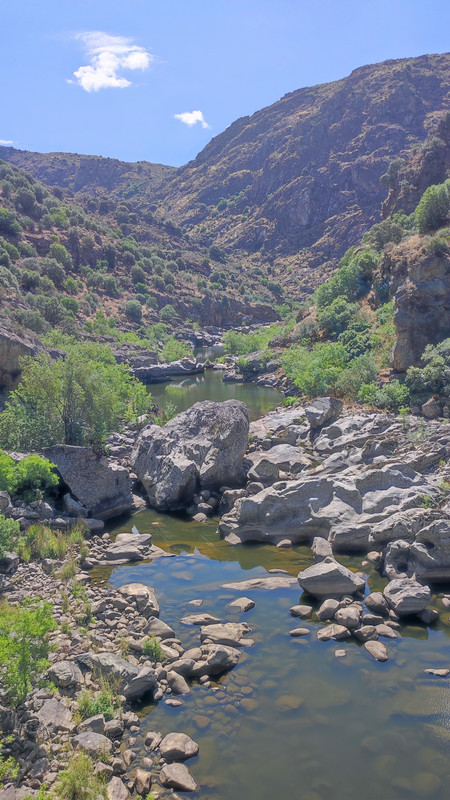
<box><xmin>155</xmin><ymin>53</ymin><xmax>450</xmax><ymax>290</ymax></box>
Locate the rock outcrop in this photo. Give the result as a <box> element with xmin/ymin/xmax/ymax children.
<box><xmin>132</xmin><ymin>400</ymin><xmax>250</xmax><ymax>511</ymax></box>
<box><xmin>0</xmin><ymin>325</ymin><xmax>39</xmax><ymax>390</ymax></box>
<box><xmin>43</xmin><ymin>445</ymin><xmax>134</xmax><ymax>520</ymax></box>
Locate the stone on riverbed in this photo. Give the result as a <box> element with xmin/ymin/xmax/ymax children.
<box><xmin>160</xmin><ymin>732</ymin><xmax>199</xmax><ymax>761</ymax></box>
<box><xmin>298</xmin><ymin>558</ymin><xmax>365</xmax><ymax>599</ymax></box>
<box><xmin>47</xmin><ymin>660</ymin><xmax>83</xmax><ymax>688</ymax></box>
<box><xmin>383</xmin><ymin>578</ymin><xmax>431</xmax><ymax>616</ymax></box>
<box><xmin>181</xmin><ymin>613</ymin><xmax>221</xmax><ymax>626</ymax></box>
<box><xmin>228</xmin><ymin>597</ymin><xmax>255</xmax><ymax>612</ymax></box>
<box><xmin>305</xmin><ymin>397</ymin><xmax>343</xmax><ymax>429</ymax></box>
<box><xmin>160</xmin><ymin>763</ymin><xmax>198</xmax><ymax>792</ymax></box>
<box><xmin>364</xmin><ymin>641</ymin><xmax>389</xmax><ymax>661</ymax></box>
<box><xmin>222</xmin><ymin>576</ymin><xmax>297</xmax><ymax>591</ymax></box>
<box><xmin>290</xmin><ymin>604</ymin><xmax>313</xmax><ymax>618</ymax></box>
<box><xmin>73</xmin><ymin>731</ymin><xmax>112</xmax><ymax>757</ymax></box>
<box><xmin>317</xmin><ymin>624</ymin><xmax>351</xmax><ymax>641</ymax></box>
<box><xmin>200</xmin><ymin>622</ymin><xmax>252</xmax><ymax>647</ymax></box>
<box><xmin>131</xmin><ymin>399</ymin><xmax>250</xmax><ymax>511</ymax></box>
<box><xmin>118</xmin><ymin>583</ymin><xmax>159</xmax><ymax>618</ymax></box>
<box><xmin>107</xmin><ymin>777</ymin><xmax>131</xmax><ymax>800</ymax></box>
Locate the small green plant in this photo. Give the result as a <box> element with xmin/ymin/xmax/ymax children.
<box><xmin>16</xmin><ymin>524</ymin><xmax>68</xmax><ymax>562</ymax></box>
<box><xmin>0</xmin><ymin>598</ymin><xmax>56</xmax><ymax>705</ymax></box>
<box><xmin>119</xmin><ymin>636</ymin><xmax>130</xmax><ymax>658</ymax></box>
<box><xmin>0</xmin><ymin>452</ymin><xmax>59</xmax><ymax>503</ymax></box>
<box><xmin>54</xmin><ymin>753</ymin><xmax>106</xmax><ymax>799</ymax></box>
<box><xmin>0</xmin><ymin>514</ymin><xmax>20</xmax><ymax>559</ymax></box>
<box><xmin>0</xmin><ymin>737</ymin><xmax>19</xmax><ymax>788</ymax></box>
<box><xmin>142</xmin><ymin>636</ymin><xmax>164</xmax><ymax>662</ymax></box>
<box><xmin>58</xmin><ymin>556</ymin><xmax>78</xmax><ymax>581</ymax></box>
<box><xmin>60</xmin><ymin>620</ymin><xmax>71</xmax><ymax>635</ymax></box>
<box><xmin>398</xmin><ymin>406</ymin><xmax>410</xmax><ymax>431</ymax></box>
<box><xmin>419</xmin><ymin>495</ymin><xmax>436</xmax><ymax>509</ymax></box>
<box><xmin>77</xmin><ymin>677</ymin><xmax>119</xmax><ymax>722</ymax></box>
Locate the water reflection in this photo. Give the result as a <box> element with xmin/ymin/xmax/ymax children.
<box><xmin>95</xmin><ymin>514</ymin><xmax>450</xmax><ymax>800</ymax></box>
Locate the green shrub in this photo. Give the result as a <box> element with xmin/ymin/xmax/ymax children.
<box><xmin>160</xmin><ymin>304</ymin><xmax>178</xmax><ymax>322</ymax></box>
<box><xmin>125</xmin><ymin>299</ymin><xmax>142</xmax><ymax>323</ymax></box>
<box><xmin>416</xmin><ymin>180</ymin><xmax>450</xmax><ymax>233</ymax></box>
<box><xmin>335</xmin><ymin>353</ymin><xmax>377</xmax><ymax>398</ymax></box>
<box><xmin>314</xmin><ymin>248</ymin><xmax>378</xmax><ymax>308</ymax></box>
<box><xmin>406</xmin><ymin>337</ymin><xmax>450</xmax><ymax>404</ymax></box>
<box><xmin>0</xmin><ymin>738</ymin><xmax>19</xmax><ymax>788</ymax></box>
<box><xmin>282</xmin><ymin>341</ymin><xmax>351</xmax><ymax>397</ymax></box>
<box><xmin>358</xmin><ymin>379</ymin><xmax>409</xmax><ymax>411</ymax></box>
<box><xmin>317</xmin><ymin>296</ymin><xmax>358</xmax><ymax>337</ymax></box>
<box><xmin>0</xmin><ymin>343</ymin><xmax>151</xmax><ymax>450</ymax></box>
<box><xmin>77</xmin><ymin>687</ymin><xmax>117</xmax><ymax>722</ymax></box>
<box><xmin>0</xmin><ymin>598</ymin><xmax>56</xmax><ymax>705</ymax></box>
<box><xmin>0</xmin><ymin>208</ymin><xmax>21</xmax><ymax>236</ymax></box>
<box><xmin>425</xmin><ymin>235</ymin><xmax>449</xmax><ymax>257</ymax></box>
<box><xmin>160</xmin><ymin>336</ymin><xmax>192</xmax><ymax>363</ymax></box>
<box><xmin>0</xmin><ymin>515</ymin><xmax>20</xmax><ymax>559</ymax></box>
<box><xmin>142</xmin><ymin>636</ymin><xmax>164</xmax><ymax>662</ymax></box>
<box><xmin>15</xmin><ymin>524</ymin><xmax>68</xmax><ymax>562</ymax></box>
<box><xmin>54</xmin><ymin>753</ymin><xmax>106</xmax><ymax>800</ymax></box>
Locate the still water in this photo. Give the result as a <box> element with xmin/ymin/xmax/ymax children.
<box><xmin>99</xmin><ymin>374</ymin><xmax>450</xmax><ymax>800</ymax></box>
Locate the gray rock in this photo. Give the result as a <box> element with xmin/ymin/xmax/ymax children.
<box><xmin>43</xmin><ymin>445</ymin><xmax>134</xmax><ymax>520</ymax></box>
<box><xmin>354</xmin><ymin>625</ymin><xmax>378</xmax><ymax>642</ymax></box>
<box><xmin>48</xmin><ymin>660</ymin><xmax>83</xmax><ymax>689</ymax></box>
<box><xmin>364</xmin><ymin>641</ymin><xmax>388</xmax><ymax>661</ymax></box>
<box><xmin>316</xmin><ymin>624</ymin><xmax>350</xmax><ymax>641</ymax></box>
<box><xmin>222</xmin><ymin>576</ymin><xmax>297</xmax><ymax>590</ymax></box>
<box><xmin>131</xmin><ymin>400</ymin><xmax>250</xmax><ymax>511</ymax></box>
<box><xmin>107</xmin><ymin>776</ymin><xmax>131</xmax><ymax>800</ymax></box>
<box><xmin>298</xmin><ymin>557</ymin><xmax>365</xmax><ymax>599</ymax></box>
<box><xmin>90</xmin><ymin>652</ymin><xmax>138</xmax><ymax>684</ymax></box>
<box><xmin>199</xmin><ymin>622</ymin><xmax>252</xmax><ymax>647</ymax></box>
<box><xmin>422</xmin><ymin>397</ymin><xmax>441</xmax><ymax>419</ymax></box>
<box><xmin>289</xmin><ymin>627</ymin><xmax>310</xmax><ymax>637</ymax></box>
<box><xmin>73</xmin><ymin>731</ymin><xmax>112</xmax><ymax>757</ymax></box>
<box><xmin>334</xmin><ymin>604</ymin><xmax>361</xmax><ymax>629</ymax></box>
<box><xmin>220</xmin><ymin>461</ymin><xmax>437</xmax><ymax>545</ymax></box>
<box><xmin>123</xmin><ymin>666</ymin><xmax>157</xmax><ymax>702</ymax></box>
<box><xmin>36</xmin><ymin>698</ymin><xmax>74</xmax><ymax>732</ymax></box>
<box><xmin>289</xmin><ymin>604</ymin><xmax>312</xmax><ymax>618</ymax></box>
<box><xmin>166</xmin><ymin>671</ymin><xmax>191</xmax><ymax>695</ymax></box>
<box><xmin>160</xmin><ymin>732</ymin><xmax>199</xmax><ymax>761</ymax></box>
<box><xmin>365</xmin><ymin>592</ymin><xmax>389</xmax><ymax>615</ymax></box>
<box><xmin>228</xmin><ymin>597</ymin><xmax>255</xmax><ymax>612</ymax></box>
<box><xmin>134</xmin><ymin>768</ymin><xmax>151</xmax><ymax>794</ymax></box>
<box><xmin>145</xmin><ymin>617</ymin><xmax>175</xmax><ymax>639</ymax></box>
<box><xmin>305</xmin><ymin>397</ymin><xmax>343</xmax><ymax>429</ymax></box>
<box><xmin>62</xmin><ymin>493</ymin><xmax>87</xmax><ymax>517</ymax></box>
<box><xmin>160</xmin><ymin>762</ymin><xmax>198</xmax><ymax>792</ymax></box>
<box><xmin>317</xmin><ymin>598</ymin><xmax>340</xmax><ymax>620</ymax></box>
<box><xmin>180</xmin><ymin>613</ymin><xmax>221</xmax><ymax>626</ymax></box>
<box><xmin>383</xmin><ymin>578</ymin><xmax>431</xmax><ymax>616</ymax></box>
<box><xmin>118</xmin><ymin>582</ymin><xmax>159</xmax><ymax>617</ymax></box>
<box><xmin>312</xmin><ymin>536</ymin><xmax>333</xmax><ymax>562</ymax></box>
<box><xmin>78</xmin><ymin>714</ymin><xmax>105</xmax><ymax>734</ymax></box>
<box><xmin>197</xmin><ymin>643</ymin><xmax>241</xmax><ymax>675</ymax></box>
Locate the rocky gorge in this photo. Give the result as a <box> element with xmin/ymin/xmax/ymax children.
<box><xmin>1</xmin><ymin>392</ymin><xmax>450</xmax><ymax>798</ymax></box>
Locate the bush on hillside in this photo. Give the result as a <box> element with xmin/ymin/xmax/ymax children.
<box><xmin>415</xmin><ymin>180</ymin><xmax>450</xmax><ymax>233</ymax></box>
<box><xmin>406</xmin><ymin>337</ymin><xmax>450</xmax><ymax>404</ymax></box>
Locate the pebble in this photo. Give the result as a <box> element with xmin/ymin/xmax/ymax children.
<box><xmin>289</xmin><ymin>627</ymin><xmax>311</xmax><ymax>637</ymax></box>
<box><xmin>424</xmin><ymin>668</ymin><xmax>450</xmax><ymax>677</ymax></box>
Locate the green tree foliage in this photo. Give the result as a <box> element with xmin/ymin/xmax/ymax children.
<box><xmin>160</xmin><ymin>336</ymin><xmax>192</xmax><ymax>363</ymax></box>
<box><xmin>406</xmin><ymin>337</ymin><xmax>450</xmax><ymax>404</ymax></box>
<box><xmin>282</xmin><ymin>342</ymin><xmax>351</xmax><ymax>397</ymax></box>
<box><xmin>48</xmin><ymin>242</ymin><xmax>72</xmax><ymax>269</ymax></box>
<box><xmin>0</xmin><ymin>739</ymin><xmax>19</xmax><ymax>788</ymax></box>
<box><xmin>317</xmin><ymin>296</ymin><xmax>358</xmax><ymax>337</ymax></box>
<box><xmin>0</xmin><ymin>208</ymin><xmax>22</xmax><ymax>236</ymax></box>
<box><xmin>0</xmin><ymin>452</ymin><xmax>59</xmax><ymax>502</ymax></box>
<box><xmin>415</xmin><ymin>180</ymin><xmax>450</xmax><ymax>233</ymax></box>
<box><xmin>0</xmin><ymin>599</ymin><xmax>56</xmax><ymax>705</ymax></box>
<box><xmin>358</xmin><ymin>379</ymin><xmax>409</xmax><ymax>411</ymax></box>
<box><xmin>125</xmin><ymin>299</ymin><xmax>142</xmax><ymax>323</ymax></box>
<box><xmin>223</xmin><ymin>325</ymin><xmax>283</xmax><ymax>356</ymax></box>
<box><xmin>363</xmin><ymin>220</ymin><xmax>404</xmax><ymax>251</ymax></box>
<box><xmin>0</xmin><ymin>343</ymin><xmax>153</xmax><ymax>450</ymax></box>
<box><xmin>314</xmin><ymin>248</ymin><xmax>378</xmax><ymax>309</ymax></box>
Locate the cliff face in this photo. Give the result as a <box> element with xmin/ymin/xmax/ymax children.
<box><xmin>156</xmin><ymin>53</ymin><xmax>450</xmax><ymax>275</ymax></box>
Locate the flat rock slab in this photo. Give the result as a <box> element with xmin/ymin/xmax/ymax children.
<box><xmin>222</xmin><ymin>576</ymin><xmax>297</xmax><ymax>591</ymax></box>
<box><xmin>181</xmin><ymin>613</ymin><xmax>221</xmax><ymax>626</ymax></box>
<box><xmin>364</xmin><ymin>641</ymin><xmax>389</xmax><ymax>661</ymax></box>
<box><xmin>73</xmin><ymin>731</ymin><xmax>112</xmax><ymax>757</ymax></box>
<box><xmin>317</xmin><ymin>624</ymin><xmax>350</xmax><ymax>642</ymax></box>
<box><xmin>160</xmin><ymin>732</ymin><xmax>199</xmax><ymax>761</ymax></box>
<box><xmin>298</xmin><ymin>557</ymin><xmax>365</xmax><ymax>599</ymax></box>
<box><xmin>160</xmin><ymin>762</ymin><xmax>198</xmax><ymax>792</ymax></box>
<box><xmin>425</xmin><ymin>668</ymin><xmax>450</xmax><ymax>677</ymax></box>
<box><xmin>200</xmin><ymin>622</ymin><xmax>252</xmax><ymax>647</ymax></box>
<box><xmin>36</xmin><ymin>698</ymin><xmax>74</xmax><ymax>732</ymax></box>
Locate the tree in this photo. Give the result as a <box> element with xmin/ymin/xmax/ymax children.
<box><xmin>0</xmin><ymin>599</ymin><xmax>56</xmax><ymax>705</ymax></box>
<box><xmin>415</xmin><ymin>180</ymin><xmax>450</xmax><ymax>233</ymax></box>
<box><xmin>125</xmin><ymin>300</ymin><xmax>142</xmax><ymax>323</ymax></box>
<box><xmin>0</xmin><ymin>515</ymin><xmax>20</xmax><ymax>559</ymax></box>
<box><xmin>0</xmin><ymin>343</ymin><xmax>153</xmax><ymax>450</ymax></box>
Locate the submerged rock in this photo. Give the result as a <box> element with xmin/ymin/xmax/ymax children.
<box><xmin>132</xmin><ymin>399</ymin><xmax>250</xmax><ymax>511</ymax></box>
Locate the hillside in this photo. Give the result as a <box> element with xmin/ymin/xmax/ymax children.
<box><xmin>0</xmin><ymin>146</ymin><xmax>175</xmax><ymax>200</ymax></box>
<box><xmin>154</xmin><ymin>53</ymin><xmax>450</xmax><ymax>293</ymax></box>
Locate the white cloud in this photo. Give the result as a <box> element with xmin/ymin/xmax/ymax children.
<box><xmin>70</xmin><ymin>31</ymin><xmax>153</xmax><ymax>92</ymax></box>
<box><xmin>174</xmin><ymin>110</ymin><xmax>210</xmax><ymax>129</ymax></box>
<box><xmin>0</xmin><ymin>139</ymin><xmax>14</xmax><ymax>147</ymax></box>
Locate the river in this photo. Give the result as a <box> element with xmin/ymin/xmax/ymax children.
<box><xmin>99</xmin><ymin>371</ymin><xmax>450</xmax><ymax>800</ymax></box>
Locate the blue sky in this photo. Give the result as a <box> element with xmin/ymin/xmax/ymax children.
<box><xmin>1</xmin><ymin>0</ymin><xmax>449</xmax><ymax>167</ymax></box>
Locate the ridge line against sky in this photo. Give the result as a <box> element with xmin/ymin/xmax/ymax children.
<box><xmin>1</xmin><ymin>0</ymin><xmax>450</xmax><ymax>167</ymax></box>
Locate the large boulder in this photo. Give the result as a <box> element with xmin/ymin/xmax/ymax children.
<box><xmin>43</xmin><ymin>445</ymin><xmax>134</xmax><ymax>520</ymax></box>
<box><xmin>219</xmin><ymin>462</ymin><xmax>437</xmax><ymax>545</ymax></box>
<box><xmin>48</xmin><ymin>660</ymin><xmax>83</xmax><ymax>689</ymax></box>
<box><xmin>89</xmin><ymin>652</ymin><xmax>157</xmax><ymax>701</ymax></box>
<box><xmin>298</xmin><ymin>557</ymin><xmax>365</xmax><ymax>598</ymax></box>
<box><xmin>118</xmin><ymin>583</ymin><xmax>159</xmax><ymax>617</ymax></box>
<box><xmin>383</xmin><ymin>578</ymin><xmax>431</xmax><ymax>616</ymax></box>
<box><xmin>131</xmin><ymin>400</ymin><xmax>250</xmax><ymax>511</ymax></box>
<box><xmin>246</xmin><ymin>445</ymin><xmax>311</xmax><ymax>483</ymax></box>
<box><xmin>0</xmin><ymin>325</ymin><xmax>39</xmax><ymax>390</ymax></box>
<box><xmin>160</xmin><ymin>732</ymin><xmax>199</xmax><ymax>761</ymax></box>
